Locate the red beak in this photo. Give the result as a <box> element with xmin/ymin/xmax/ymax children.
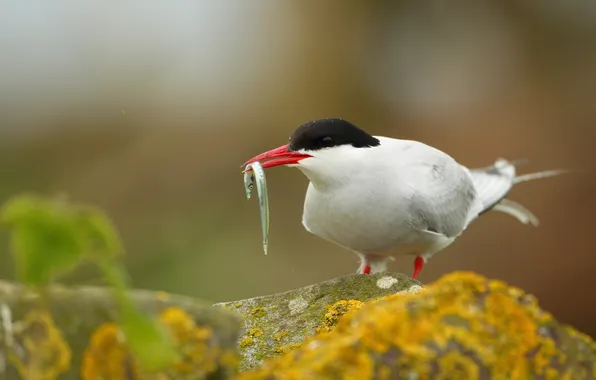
<box><xmin>242</xmin><ymin>144</ymin><xmax>312</xmax><ymax>171</ymax></box>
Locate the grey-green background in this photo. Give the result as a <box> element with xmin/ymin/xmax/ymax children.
<box><xmin>1</xmin><ymin>2</ymin><xmax>595</xmax><ymax>337</ymax></box>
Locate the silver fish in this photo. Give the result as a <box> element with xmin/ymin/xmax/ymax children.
<box><xmin>244</xmin><ymin>170</ymin><xmax>255</xmax><ymax>199</ymax></box>
<box><xmin>243</xmin><ymin>161</ymin><xmax>269</xmax><ymax>255</ymax></box>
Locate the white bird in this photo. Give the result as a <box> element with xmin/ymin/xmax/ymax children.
<box><xmin>242</xmin><ymin>118</ymin><xmax>566</xmax><ymax>279</ymax></box>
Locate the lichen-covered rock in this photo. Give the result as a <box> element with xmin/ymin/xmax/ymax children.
<box><xmin>214</xmin><ymin>272</ymin><xmax>421</xmax><ymax>371</ymax></box>
<box><xmin>237</xmin><ymin>271</ymin><xmax>596</xmax><ymax>380</ymax></box>
<box><xmin>0</xmin><ymin>281</ymin><xmax>241</xmax><ymax>380</ymax></box>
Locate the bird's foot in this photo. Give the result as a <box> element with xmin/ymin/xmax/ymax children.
<box><xmin>412</xmin><ymin>256</ymin><xmax>424</xmax><ymax>279</ymax></box>
<box><xmin>357</xmin><ymin>254</ymin><xmax>388</xmax><ymax>274</ymax></box>
<box><xmin>357</xmin><ymin>261</ymin><xmax>371</xmax><ymax>274</ymax></box>
<box><xmin>356</xmin><ymin>254</ymin><xmax>371</xmax><ymax>274</ymax></box>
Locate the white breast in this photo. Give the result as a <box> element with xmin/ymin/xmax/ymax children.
<box><xmin>301</xmin><ymin>176</ymin><xmax>431</xmax><ymax>256</ymax></box>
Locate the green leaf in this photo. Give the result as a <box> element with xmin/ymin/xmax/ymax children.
<box><xmin>1</xmin><ymin>194</ymin><xmax>87</xmax><ymax>285</ymax></box>
<box><xmin>76</xmin><ymin>206</ymin><xmax>124</xmax><ymax>258</ymax></box>
<box><xmin>0</xmin><ymin>193</ymin><xmax>126</xmax><ymax>285</ymax></box>
<box><xmin>10</xmin><ymin>222</ymin><xmax>85</xmax><ymax>285</ymax></box>
<box><xmin>121</xmin><ymin>304</ymin><xmax>179</xmax><ymax>372</ymax></box>
<box><xmin>0</xmin><ymin>193</ymin><xmax>51</xmax><ymax>226</ymax></box>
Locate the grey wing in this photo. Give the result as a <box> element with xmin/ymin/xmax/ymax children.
<box><xmin>468</xmin><ymin>158</ymin><xmax>516</xmax><ymax>214</ymax></box>
<box><xmin>405</xmin><ymin>160</ymin><xmax>481</xmax><ymax>238</ymax></box>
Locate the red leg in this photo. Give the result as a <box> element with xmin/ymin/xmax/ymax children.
<box><xmin>362</xmin><ymin>264</ymin><xmax>371</xmax><ymax>274</ymax></box>
<box><xmin>412</xmin><ymin>256</ymin><xmax>424</xmax><ymax>279</ymax></box>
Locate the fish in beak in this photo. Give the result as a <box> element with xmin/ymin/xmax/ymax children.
<box><xmin>242</xmin><ymin>145</ymin><xmax>311</xmax><ymax>172</ymax></box>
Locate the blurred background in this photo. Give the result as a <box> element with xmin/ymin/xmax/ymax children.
<box><xmin>1</xmin><ymin>1</ymin><xmax>595</xmax><ymax>336</ymax></box>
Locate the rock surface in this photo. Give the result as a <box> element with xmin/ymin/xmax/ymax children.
<box><xmin>1</xmin><ymin>270</ymin><xmax>593</xmax><ymax>379</ymax></box>
<box><xmin>234</xmin><ymin>271</ymin><xmax>596</xmax><ymax>380</ymax></box>
<box><xmin>214</xmin><ymin>272</ymin><xmax>421</xmax><ymax>371</ymax></box>
<box><xmin>0</xmin><ymin>280</ymin><xmax>241</xmax><ymax>380</ymax></box>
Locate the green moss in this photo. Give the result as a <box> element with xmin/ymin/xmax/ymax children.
<box><xmin>253</xmin><ymin>351</ymin><xmax>265</xmax><ymax>362</ymax></box>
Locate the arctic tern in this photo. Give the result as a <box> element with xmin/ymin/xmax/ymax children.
<box><xmin>243</xmin><ymin>118</ymin><xmax>566</xmax><ymax>279</ymax></box>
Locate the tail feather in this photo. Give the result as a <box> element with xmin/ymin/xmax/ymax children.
<box><xmin>469</xmin><ymin>158</ymin><xmax>567</xmax><ymax>222</ymax></box>
<box><xmin>491</xmin><ymin>198</ymin><xmax>540</xmax><ymax>226</ymax></box>
<box><xmin>513</xmin><ymin>169</ymin><xmax>569</xmax><ymax>184</ymax></box>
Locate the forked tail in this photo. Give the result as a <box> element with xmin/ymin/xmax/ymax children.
<box><xmin>469</xmin><ymin>158</ymin><xmax>568</xmax><ymax>226</ymax></box>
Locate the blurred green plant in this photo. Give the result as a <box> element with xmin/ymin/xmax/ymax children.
<box><xmin>0</xmin><ymin>193</ymin><xmax>179</xmax><ymax>372</ymax></box>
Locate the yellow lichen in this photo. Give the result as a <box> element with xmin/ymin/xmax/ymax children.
<box><xmin>158</xmin><ymin>306</ymin><xmax>223</xmax><ymax>375</ymax></box>
<box><xmin>545</xmin><ymin>368</ymin><xmax>560</xmax><ymax>379</ymax></box>
<box><xmin>274</xmin><ymin>343</ymin><xmax>302</xmax><ymax>355</ymax></box>
<box><xmin>82</xmin><ymin>307</ymin><xmax>238</xmax><ymax>379</ymax></box>
<box><xmin>9</xmin><ymin>309</ymin><xmax>72</xmax><ymax>380</ymax></box>
<box><xmin>249</xmin><ymin>307</ymin><xmax>266</xmax><ymax>318</ymax></box>
<box><xmin>234</xmin><ymin>303</ymin><xmax>242</xmax><ymax>308</ymax></box>
<box><xmin>247</xmin><ymin>328</ymin><xmax>263</xmax><ymax>338</ymax></box>
<box><xmin>316</xmin><ymin>300</ymin><xmax>364</xmax><ymax>333</ymax></box>
<box><xmin>316</xmin><ymin>291</ymin><xmax>429</xmax><ymax>336</ymax></box>
<box><xmin>238</xmin><ymin>271</ymin><xmax>596</xmax><ymax>379</ymax></box>
<box><xmin>160</xmin><ymin>307</ymin><xmax>212</xmax><ymax>343</ymax></box>
<box><xmin>435</xmin><ymin>351</ymin><xmax>479</xmax><ymax>379</ymax></box>
<box><xmin>240</xmin><ymin>337</ymin><xmax>255</xmax><ymax>348</ymax></box>
<box><xmin>273</xmin><ymin>331</ymin><xmax>288</xmax><ymax>342</ymax></box>
<box><xmin>377</xmin><ymin>365</ymin><xmax>391</xmax><ymax>380</ymax></box>
<box><xmin>81</xmin><ymin>323</ymin><xmax>138</xmax><ymax>380</ymax></box>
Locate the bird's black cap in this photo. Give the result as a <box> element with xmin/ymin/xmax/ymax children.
<box><xmin>288</xmin><ymin>118</ymin><xmax>380</xmax><ymax>152</ymax></box>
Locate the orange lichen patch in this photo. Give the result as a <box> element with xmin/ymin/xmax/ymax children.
<box><xmin>238</xmin><ymin>271</ymin><xmax>596</xmax><ymax>379</ymax></box>
<box><xmin>316</xmin><ymin>300</ymin><xmax>364</xmax><ymax>333</ymax></box>
<box><xmin>9</xmin><ymin>309</ymin><xmax>72</xmax><ymax>380</ymax></box>
<box><xmin>81</xmin><ymin>323</ymin><xmax>138</xmax><ymax>380</ymax></box>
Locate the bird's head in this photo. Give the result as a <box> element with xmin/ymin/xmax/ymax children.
<box><xmin>242</xmin><ymin>118</ymin><xmax>381</xmax><ymax>187</ymax></box>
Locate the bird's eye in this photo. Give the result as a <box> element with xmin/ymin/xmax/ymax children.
<box><xmin>319</xmin><ymin>136</ymin><xmax>334</xmax><ymax>147</ymax></box>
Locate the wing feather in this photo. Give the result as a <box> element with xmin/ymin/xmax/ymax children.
<box><xmin>469</xmin><ymin>161</ymin><xmax>515</xmax><ymax>214</ymax></box>
<box><xmin>403</xmin><ymin>152</ymin><xmax>480</xmax><ymax>238</ymax></box>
